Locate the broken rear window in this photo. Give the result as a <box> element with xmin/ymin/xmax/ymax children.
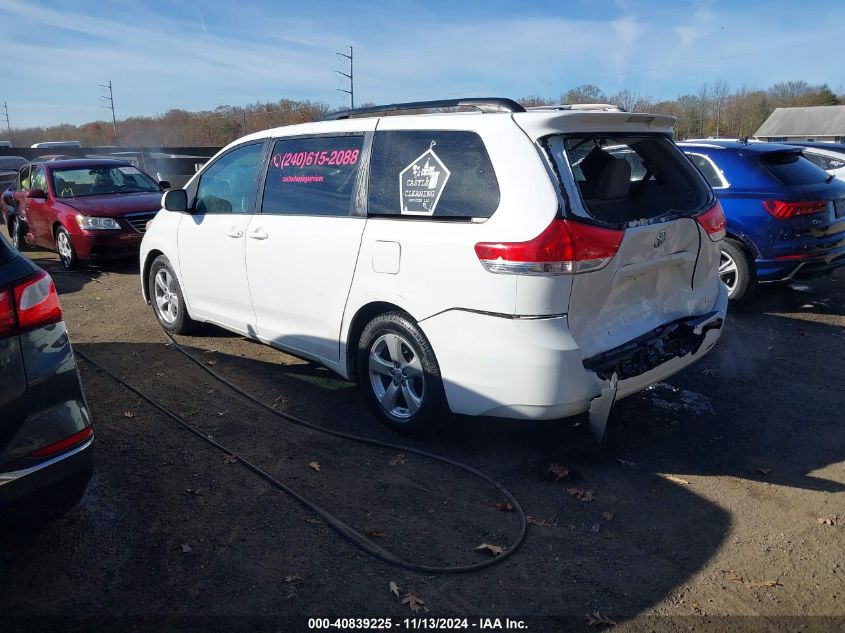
<box><xmin>549</xmin><ymin>135</ymin><xmax>710</xmax><ymax>225</ymax></box>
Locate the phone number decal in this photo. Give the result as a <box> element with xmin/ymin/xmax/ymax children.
<box><xmin>272</xmin><ymin>149</ymin><xmax>360</xmax><ymax>170</ymax></box>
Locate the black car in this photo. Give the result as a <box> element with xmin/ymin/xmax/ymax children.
<box><xmin>0</xmin><ymin>232</ymin><xmax>93</xmax><ymax>526</ymax></box>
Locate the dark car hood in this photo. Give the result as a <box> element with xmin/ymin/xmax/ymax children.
<box><xmin>62</xmin><ymin>192</ymin><xmax>163</xmax><ymax>217</ymax></box>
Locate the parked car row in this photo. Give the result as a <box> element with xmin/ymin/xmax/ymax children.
<box><xmin>2</xmin><ymin>98</ymin><xmax>843</xmax><ymax>527</ymax></box>
<box><xmin>1</xmin><ymin>158</ymin><xmax>170</xmax><ymax>269</ymax></box>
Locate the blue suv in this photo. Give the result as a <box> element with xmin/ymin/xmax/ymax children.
<box><xmin>679</xmin><ymin>140</ymin><xmax>845</xmax><ymax>301</ymax></box>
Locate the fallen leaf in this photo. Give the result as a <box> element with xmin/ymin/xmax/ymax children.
<box><xmin>366</xmin><ymin>528</ymin><xmax>386</xmax><ymax>537</ymax></box>
<box><xmin>526</xmin><ymin>516</ymin><xmax>553</xmax><ymax>528</ymax></box>
<box><xmin>585</xmin><ymin>611</ymin><xmax>616</xmax><ymax>627</ymax></box>
<box><xmin>180</xmin><ymin>543</ymin><xmax>192</xmax><ymax>553</ymax></box>
<box><xmin>659</xmin><ymin>474</ymin><xmax>691</xmax><ymax>485</ymax></box>
<box><xmin>122</xmin><ymin>411</ymin><xmax>135</xmax><ymax>418</ymax></box>
<box><xmin>184</xmin><ymin>488</ymin><xmax>203</xmax><ymax>496</ymax></box>
<box><xmin>602</xmin><ymin>511</ymin><xmax>614</xmax><ymax>523</ymax></box>
<box><xmin>591</xmin><ymin>522</ymin><xmax>601</xmax><ymax>533</ymax></box>
<box><xmin>389</xmin><ymin>453</ymin><xmax>406</xmax><ymax>466</ymax></box>
<box><xmin>756</xmin><ymin>467</ymin><xmax>772</xmax><ymax>475</ymax></box>
<box><xmin>566</xmin><ymin>487</ymin><xmax>595</xmax><ymax>503</ymax></box>
<box><xmin>308</xmin><ymin>461</ymin><xmax>321</xmax><ymax>472</ymax></box>
<box><xmin>744</xmin><ymin>580</ymin><xmax>782</xmax><ymax>588</ymax></box>
<box><xmin>702</xmin><ymin>368</ymin><xmax>715</xmax><ymax>376</ymax></box>
<box><xmin>616</xmin><ymin>458</ymin><xmax>636</xmax><ymax>467</ymax></box>
<box><xmin>305</xmin><ymin>517</ymin><xmax>321</xmax><ymax>525</ymax></box>
<box><xmin>207</xmin><ymin>389</ymin><xmax>215</xmax><ymax>395</ymax></box>
<box><xmin>389</xmin><ymin>581</ymin><xmax>401</xmax><ymax>599</ymax></box>
<box><xmin>817</xmin><ymin>516</ymin><xmax>839</xmax><ymax>526</ymax></box>
<box><xmin>548</xmin><ymin>463</ymin><xmax>570</xmax><ymax>480</ymax></box>
<box><xmin>284</xmin><ymin>575</ymin><xmax>303</xmax><ymax>583</ymax></box>
<box><xmin>206</xmin><ymin>360</ymin><xmax>216</xmax><ymax>366</ymax></box>
<box><xmin>223</xmin><ymin>454</ymin><xmax>238</xmax><ymax>464</ymax></box>
<box><xmin>216</xmin><ymin>411</ymin><xmax>227</xmax><ymax>417</ymax></box>
<box><xmin>496</xmin><ymin>502</ymin><xmax>514</xmax><ymax>512</ymax></box>
<box><xmin>475</xmin><ymin>543</ymin><xmax>505</xmax><ymax>556</ymax></box>
<box><xmin>401</xmin><ymin>593</ymin><xmax>425</xmax><ymax>612</ymax></box>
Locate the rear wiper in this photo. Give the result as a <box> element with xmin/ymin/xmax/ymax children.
<box><xmin>825</xmin><ymin>174</ymin><xmax>835</xmax><ymax>183</ymax></box>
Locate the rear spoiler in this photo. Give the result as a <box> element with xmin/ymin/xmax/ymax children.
<box><xmin>513</xmin><ymin>111</ymin><xmax>677</xmax><ymax>140</ymax></box>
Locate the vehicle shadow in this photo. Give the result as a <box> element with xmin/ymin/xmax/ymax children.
<box><xmin>40</xmin><ymin>296</ymin><xmax>841</xmax><ymax>622</ymax></box>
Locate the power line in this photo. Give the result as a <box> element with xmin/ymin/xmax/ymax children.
<box><xmin>99</xmin><ymin>80</ymin><xmax>118</xmax><ymax>144</ymax></box>
<box><xmin>335</xmin><ymin>46</ymin><xmax>354</xmax><ymax>109</ymax></box>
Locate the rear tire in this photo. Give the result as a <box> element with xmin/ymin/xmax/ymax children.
<box><xmin>356</xmin><ymin>312</ymin><xmax>447</xmax><ymax>434</ymax></box>
<box><xmin>720</xmin><ymin>238</ymin><xmax>754</xmax><ymax>302</ymax></box>
<box><xmin>55</xmin><ymin>226</ymin><xmax>81</xmax><ymax>270</ymax></box>
<box><xmin>149</xmin><ymin>255</ymin><xmax>196</xmax><ymax>334</ymax></box>
<box><xmin>10</xmin><ymin>216</ymin><xmax>28</xmax><ymax>251</ymax></box>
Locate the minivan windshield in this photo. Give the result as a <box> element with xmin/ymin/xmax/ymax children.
<box><xmin>51</xmin><ymin>166</ymin><xmax>160</xmax><ymax>198</ymax></box>
<box><xmin>549</xmin><ymin>135</ymin><xmax>710</xmax><ymax>224</ymax></box>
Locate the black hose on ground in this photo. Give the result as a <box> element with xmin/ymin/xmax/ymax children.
<box><xmin>75</xmin><ymin>335</ymin><xmax>527</xmax><ymax>574</ymax></box>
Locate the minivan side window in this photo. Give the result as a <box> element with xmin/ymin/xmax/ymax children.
<box><xmin>195</xmin><ymin>142</ymin><xmax>265</xmax><ymax>214</ymax></box>
<box><xmin>368</xmin><ymin>131</ymin><xmax>500</xmax><ymax>219</ymax></box>
<box><xmin>261</xmin><ymin>135</ymin><xmax>365</xmax><ymax>216</ymax></box>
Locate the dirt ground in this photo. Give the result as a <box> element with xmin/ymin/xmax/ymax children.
<box><xmin>1</xmin><ymin>236</ymin><xmax>843</xmax><ymax>632</ymax></box>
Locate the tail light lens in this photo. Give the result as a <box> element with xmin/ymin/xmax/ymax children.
<box><xmin>31</xmin><ymin>426</ymin><xmax>93</xmax><ymax>458</ymax></box>
<box><xmin>0</xmin><ymin>270</ymin><xmax>63</xmax><ymax>338</ymax></box>
<box><xmin>474</xmin><ymin>218</ymin><xmax>624</xmax><ymax>275</ymax></box>
<box><xmin>696</xmin><ymin>201</ymin><xmax>727</xmax><ymax>241</ymax></box>
<box><xmin>0</xmin><ymin>288</ymin><xmax>16</xmax><ymax>337</ymax></box>
<box><xmin>762</xmin><ymin>200</ymin><xmax>827</xmax><ymax>219</ymax></box>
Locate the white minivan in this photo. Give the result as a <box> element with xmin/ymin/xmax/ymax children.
<box><xmin>140</xmin><ymin>98</ymin><xmax>728</xmax><ymax>433</ymax></box>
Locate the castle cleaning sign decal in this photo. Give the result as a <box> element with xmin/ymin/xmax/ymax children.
<box><xmin>399</xmin><ymin>142</ymin><xmax>450</xmax><ymax>215</ymax></box>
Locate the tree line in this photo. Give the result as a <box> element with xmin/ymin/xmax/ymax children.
<box><xmin>6</xmin><ymin>80</ymin><xmax>842</xmax><ymax>148</ymax></box>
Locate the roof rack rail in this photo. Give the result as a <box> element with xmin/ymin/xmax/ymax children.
<box><xmin>526</xmin><ymin>103</ymin><xmax>627</xmax><ymax>112</ymax></box>
<box><xmin>320</xmin><ymin>98</ymin><xmax>526</xmax><ymax>121</ymax></box>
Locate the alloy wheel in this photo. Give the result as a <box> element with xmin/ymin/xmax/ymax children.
<box><xmin>368</xmin><ymin>332</ymin><xmax>425</xmax><ymax>420</ymax></box>
<box><xmin>153</xmin><ymin>268</ymin><xmax>179</xmax><ymax>324</ymax></box>
<box><xmin>56</xmin><ymin>231</ymin><xmax>73</xmax><ymax>266</ymax></box>
<box><xmin>719</xmin><ymin>250</ymin><xmax>739</xmax><ymax>296</ymax></box>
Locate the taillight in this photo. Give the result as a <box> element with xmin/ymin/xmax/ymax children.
<box><xmin>31</xmin><ymin>426</ymin><xmax>93</xmax><ymax>458</ymax></box>
<box><xmin>762</xmin><ymin>200</ymin><xmax>827</xmax><ymax>219</ymax></box>
<box><xmin>0</xmin><ymin>288</ymin><xmax>16</xmax><ymax>337</ymax></box>
<box><xmin>0</xmin><ymin>270</ymin><xmax>63</xmax><ymax>338</ymax></box>
<box><xmin>474</xmin><ymin>218</ymin><xmax>623</xmax><ymax>275</ymax></box>
<box><xmin>696</xmin><ymin>201</ymin><xmax>727</xmax><ymax>241</ymax></box>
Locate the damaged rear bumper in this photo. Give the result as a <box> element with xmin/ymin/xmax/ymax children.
<box><xmin>583</xmin><ymin>311</ymin><xmax>724</xmax><ymax>381</ymax></box>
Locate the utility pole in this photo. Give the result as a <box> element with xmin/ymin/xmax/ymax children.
<box><xmin>1</xmin><ymin>101</ymin><xmax>10</xmax><ymax>143</ymax></box>
<box><xmin>335</xmin><ymin>46</ymin><xmax>354</xmax><ymax>109</ymax></box>
<box><xmin>99</xmin><ymin>80</ymin><xmax>118</xmax><ymax>144</ymax></box>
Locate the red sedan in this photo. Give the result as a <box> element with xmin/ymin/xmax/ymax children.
<box><xmin>1</xmin><ymin>158</ymin><xmax>168</xmax><ymax>269</ymax></box>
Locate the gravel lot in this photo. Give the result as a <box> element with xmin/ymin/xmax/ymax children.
<box><xmin>1</xmin><ymin>238</ymin><xmax>843</xmax><ymax>632</ymax></box>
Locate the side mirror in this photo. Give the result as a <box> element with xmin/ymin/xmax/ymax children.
<box><xmin>158</xmin><ymin>180</ymin><xmax>172</xmax><ymax>190</ymax></box>
<box><xmin>162</xmin><ymin>188</ymin><xmax>189</xmax><ymax>212</ymax></box>
<box><xmin>26</xmin><ymin>188</ymin><xmax>47</xmax><ymax>199</ymax></box>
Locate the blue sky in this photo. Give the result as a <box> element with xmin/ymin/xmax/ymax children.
<box><xmin>1</xmin><ymin>0</ymin><xmax>842</xmax><ymax>128</ymax></box>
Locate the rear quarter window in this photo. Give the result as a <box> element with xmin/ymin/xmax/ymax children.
<box><xmin>760</xmin><ymin>151</ymin><xmax>829</xmax><ymax>186</ymax></box>
<box><xmin>368</xmin><ymin>130</ymin><xmax>500</xmax><ymax>219</ymax></box>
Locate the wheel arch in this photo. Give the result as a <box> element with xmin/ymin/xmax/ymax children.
<box><xmin>344</xmin><ymin>301</ymin><xmax>416</xmax><ymax>380</ymax></box>
<box><xmin>141</xmin><ymin>249</ymin><xmax>165</xmax><ymax>304</ymax></box>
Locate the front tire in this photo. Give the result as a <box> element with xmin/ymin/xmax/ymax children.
<box><xmin>149</xmin><ymin>256</ymin><xmax>195</xmax><ymax>334</ymax></box>
<box><xmin>55</xmin><ymin>226</ymin><xmax>80</xmax><ymax>270</ymax></box>
<box><xmin>720</xmin><ymin>238</ymin><xmax>754</xmax><ymax>302</ymax></box>
<box><xmin>356</xmin><ymin>312</ymin><xmax>447</xmax><ymax>434</ymax></box>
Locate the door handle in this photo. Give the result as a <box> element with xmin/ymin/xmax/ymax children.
<box><xmin>226</xmin><ymin>228</ymin><xmax>244</xmax><ymax>238</ymax></box>
<box><xmin>248</xmin><ymin>228</ymin><xmax>269</xmax><ymax>240</ymax></box>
